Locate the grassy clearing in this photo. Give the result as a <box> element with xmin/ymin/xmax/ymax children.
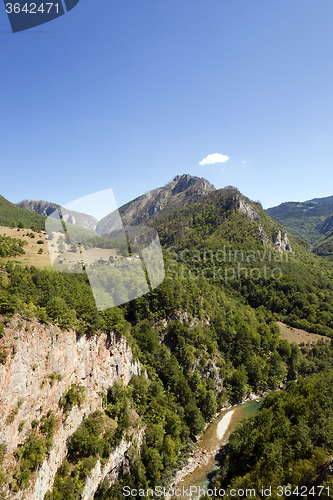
<box><xmin>0</xmin><ymin>226</ymin><xmax>52</xmax><ymax>268</ymax></box>
<box><xmin>0</xmin><ymin>226</ymin><xmax>119</xmax><ymax>269</ymax></box>
<box><xmin>277</xmin><ymin>321</ymin><xmax>331</xmax><ymax>346</ymax></box>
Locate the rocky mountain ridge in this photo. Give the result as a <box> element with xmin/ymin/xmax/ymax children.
<box><xmin>13</xmin><ymin>177</ymin><xmax>292</xmax><ymax>255</ymax></box>
<box><xmin>13</xmin><ymin>175</ymin><xmax>215</xmax><ymax>236</ymax></box>
<box><xmin>95</xmin><ymin>174</ymin><xmax>216</xmax><ymax>234</ymax></box>
<box><xmin>16</xmin><ymin>200</ymin><xmax>98</xmax><ymax>232</ymax></box>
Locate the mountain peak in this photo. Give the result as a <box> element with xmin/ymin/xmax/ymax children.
<box><xmin>170</xmin><ymin>174</ymin><xmax>215</xmax><ymax>195</ymax></box>
<box><xmin>96</xmin><ymin>174</ymin><xmax>215</xmax><ymax>232</ymax></box>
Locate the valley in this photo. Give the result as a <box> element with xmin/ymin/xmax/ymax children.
<box><xmin>267</xmin><ymin>196</ymin><xmax>333</xmax><ymax>257</ymax></box>
<box><xmin>1</xmin><ymin>176</ymin><xmax>333</xmax><ymax>499</ymax></box>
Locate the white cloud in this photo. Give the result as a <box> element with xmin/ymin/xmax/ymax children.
<box><xmin>199</xmin><ymin>153</ymin><xmax>229</xmax><ymax>165</ymax></box>
<box><xmin>243</xmin><ymin>161</ymin><xmax>246</xmax><ymax>164</ymax></box>
<box><xmin>221</xmin><ymin>168</ymin><xmax>225</xmax><ymax>172</ymax></box>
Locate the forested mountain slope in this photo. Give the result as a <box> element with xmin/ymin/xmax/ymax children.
<box><xmin>0</xmin><ymin>195</ymin><xmax>46</xmax><ymax>230</ymax></box>
<box><xmin>1</xmin><ymin>181</ymin><xmax>333</xmax><ymax>498</ymax></box>
<box><xmin>312</xmin><ymin>228</ymin><xmax>333</xmax><ymax>258</ymax></box>
<box><xmin>267</xmin><ymin>195</ymin><xmax>333</xmax><ymax>248</ymax></box>
<box><xmin>1</xmin><ymin>260</ymin><xmax>333</xmax><ymax>499</ymax></box>
<box><xmin>152</xmin><ymin>185</ymin><xmax>333</xmax><ymax>339</ymax></box>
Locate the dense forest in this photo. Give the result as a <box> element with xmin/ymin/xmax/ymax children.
<box><xmin>2</xmin><ymin>258</ymin><xmax>333</xmax><ymax>499</ymax></box>
<box><xmin>209</xmin><ymin>370</ymin><xmax>333</xmax><ymax>499</ymax></box>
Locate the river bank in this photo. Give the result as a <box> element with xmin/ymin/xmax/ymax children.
<box><xmin>166</xmin><ymin>393</ymin><xmax>264</xmax><ymax>498</ymax></box>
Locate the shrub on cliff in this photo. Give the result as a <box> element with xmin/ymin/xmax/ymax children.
<box><xmin>0</xmin><ymin>348</ymin><xmax>8</xmax><ymax>365</ymax></box>
<box><xmin>0</xmin><ymin>444</ymin><xmax>6</xmax><ymax>488</ymax></box>
<box><xmin>13</xmin><ymin>430</ymin><xmax>48</xmax><ymax>489</ymax></box>
<box><xmin>46</xmin><ymin>411</ymin><xmax>117</xmax><ymax>500</ymax></box>
<box><xmin>11</xmin><ymin>410</ymin><xmax>56</xmax><ymax>491</ymax></box>
<box><xmin>59</xmin><ymin>384</ymin><xmax>86</xmax><ymax>417</ymax></box>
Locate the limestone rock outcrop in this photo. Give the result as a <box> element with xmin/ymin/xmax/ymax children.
<box><xmin>274</xmin><ymin>230</ymin><xmax>292</xmax><ymax>252</ymax></box>
<box><xmin>81</xmin><ymin>428</ymin><xmax>145</xmax><ymax>500</ymax></box>
<box><xmin>236</xmin><ymin>196</ymin><xmax>260</xmax><ymax>221</ymax></box>
<box><xmin>0</xmin><ymin>315</ymin><xmax>141</xmax><ymax>499</ymax></box>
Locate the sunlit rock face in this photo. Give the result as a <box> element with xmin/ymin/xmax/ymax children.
<box><xmin>274</xmin><ymin>229</ymin><xmax>292</xmax><ymax>252</ymax></box>
<box><xmin>81</xmin><ymin>427</ymin><xmax>145</xmax><ymax>500</ymax></box>
<box><xmin>236</xmin><ymin>196</ymin><xmax>260</xmax><ymax>221</ymax></box>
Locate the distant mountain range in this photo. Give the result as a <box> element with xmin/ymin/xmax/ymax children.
<box><xmin>3</xmin><ymin>176</ymin><xmax>333</xmax><ymax>256</ymax></box>
<box><xmin>17</xmin><ymin>200</ymin><xmax>98</xmax><ymax>232</ymax></box>
<box><xmin>267</xmin><ymin>195</ymin><xmax>333</xmax><ymax>256</ymax></box>
<box><xmin>1</xmin><ymin>175</ymin><xmax>292</xmax><ymax>254</ymax></box>
<box><xmin>11</xmin><ymin>175</ymin><xmax>215</xmax><ymax>236</ymax></box>
<box><xmin>93</xmin><ymin>175</ymin><xmax>292</xmax><ymax>252</ymax></box>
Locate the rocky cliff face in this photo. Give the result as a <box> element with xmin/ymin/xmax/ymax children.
<box><xmin>235</xmin><ymin>196</ymin><xmax>260</xmax><ymax>221</ymax></box>
<box><xmin>0</xmin><ymin>315</ymin><xmax>141</xmax><ymax>499</ymax></box>
<box><xmin>81</xmin><ymin>428</ymin><xmax>145</xmax><ymax>500</ymax></box>
<box><xmin>231</xmin><ymin>195</ymin><xmax>293</xmax><ymax>252</ymax></box>
<box><xmin>16</xmin><ymin>201</ymin><xmax>57</xmax><ymax>218</ymax></box>
<box><xmin>274</xmin><ymin>230</ymin><xmax>292</xmax><ymax>252</ymax></box>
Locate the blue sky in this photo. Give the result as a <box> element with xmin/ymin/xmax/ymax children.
<box><xmin>1</xmin><ymin>0</ymin><xmax>332</xmax><ymax>217</ymax></box>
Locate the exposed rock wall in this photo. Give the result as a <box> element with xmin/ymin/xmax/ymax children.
<box><xmin>233</xmin><ymin>195</ymin><xmax>293</xmax><ymax>252</ymax></box>
<box><xmin>0</xmin><ymin>315</ymin><xmax>141</xmax><ymax>499</ymax></box>
<box><xmin>236</xmin><ymin>197</ymin><xmax>260</xmax><ymax>221</ymax></box>
<box><xmin>274</xmin><ymin>230</ymin><xmax>292</xmax><ymax>252</ymax></box>
<box><xmin>82</xmin><ymin>428</ymin><xmax>145</xmax><ymax>500</ymax></box>
<box><xmin>258</xmin><ymin>224</ymin><xmax>267</xmax><ymax>246</ymax></box>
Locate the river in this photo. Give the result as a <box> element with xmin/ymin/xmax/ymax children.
<box><xmin>168</xmin><ymin>399</ymin><xmax>263</xmax><ymax>499</ymax></box>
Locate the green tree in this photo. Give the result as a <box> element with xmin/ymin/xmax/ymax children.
<box><xmin>228</xmin><ymin>369</ymin><xmax>248</xmax><ymax>401</ymax></box>
<box><xmin>57</xmin><ymin>236</ymin><xmax>65</xmax><ymax>253</ymax></box>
